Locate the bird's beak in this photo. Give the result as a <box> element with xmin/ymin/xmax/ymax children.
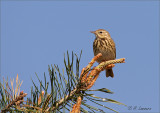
<box><xmin>90</xmin><ymin>31</ymin><xmax>96</xmax><ymax>34</ymax></box>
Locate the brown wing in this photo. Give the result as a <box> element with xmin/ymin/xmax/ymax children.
<box><xmin>93</xmin><ymin>38</ymin><xmax>98</xmax><ymax>56</ymax></box>
<box><xmin>109</xmin><ymin>38</ymin><xmax>116</xmax><ymax>58</ymax></box>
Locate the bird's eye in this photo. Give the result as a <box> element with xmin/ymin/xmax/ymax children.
<box><xmin>99</xmin><ymin>31</ymin><xmax>103</xmax><ymax>34</ymax></box>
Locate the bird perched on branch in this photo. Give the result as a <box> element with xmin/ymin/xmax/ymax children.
<box><xmin>91</xmin><ymin>29</ymin><xmax>116</xmax><ymax>78</ymax></box>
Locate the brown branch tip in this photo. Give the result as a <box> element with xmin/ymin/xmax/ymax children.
<box><xmin>70</xmin><ymin>54</ymin><xmax>125</xmax><ymax>112</ymax></box>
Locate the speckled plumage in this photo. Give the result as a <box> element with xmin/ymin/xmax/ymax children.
<box><xmin>91</xmin><ymin>29</ymin><xmax>116</xmax><ymax>78</ymax></box>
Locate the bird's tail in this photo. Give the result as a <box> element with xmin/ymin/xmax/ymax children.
<box><xmin>106</xmin><ymin>69</ymin><xmax>114</xmax><ymax>78</ymax></box>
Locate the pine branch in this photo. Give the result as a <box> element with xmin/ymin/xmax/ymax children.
<box><xmin>0</xmin><ymin>51</ymin><xmax>126</xmax><ymax>113</ymax></box>
<box><xmin>69</xmin><ymin>53</ymin><xmax>125</xmax><ymax>112</ymax></box>
<box><xmin>46</xmin><ymin>53</ymin><xmax>125</xmax><ymax>112</ymax></box>
<box><xmin>1</xmin><ymin>91</ymin><xmax>27</xmax><ymax>112</ymax></box>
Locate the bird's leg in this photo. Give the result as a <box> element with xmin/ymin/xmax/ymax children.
<box><xmin>106</xmin><ymin>64</ymin><xmax>115</xmax><ymax>69</ymax></box>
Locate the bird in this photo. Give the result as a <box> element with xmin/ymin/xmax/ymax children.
<box><xmin>91</xmin><ymin>29</ymin><xmax>116</xmax><ymax>78</ymax></box>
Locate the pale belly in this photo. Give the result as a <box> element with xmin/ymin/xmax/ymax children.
<box><xmin>94</xmin><ymin>47</ymin><xmax>115</xmax><ymax>63</ymax></box>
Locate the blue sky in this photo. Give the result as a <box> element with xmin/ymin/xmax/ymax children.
<box><xmin>1</xmin><ymin>1</ymin><xmax>159</xmax><ymax>112</ymax></box>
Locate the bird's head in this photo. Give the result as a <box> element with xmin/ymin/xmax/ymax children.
<box><xmin>91</xmin><ymin>29</ymin><xmax>110</xmax><ymax>39</ymax></box>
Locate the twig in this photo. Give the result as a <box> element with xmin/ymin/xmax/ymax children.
<box><xmin>80</xmin><ymin>53</ymin><xmax>102</xmax><ymax>85</ymax></box>
<box><xmin>1</xmin><ymin>92</ymin><xmax>27</xmax><ymax>112</ymax></box>
<box><xmin>70</xmin><ymin>96</ymin><xmax>82</xmax><ymax>113</ymax></box>
<box><xmin>22</xmin><ymin>104</ymin><xmax>42</xmax><ymax>111</ymax></box>
<box><xmin>49</xmin><ymin>88</ymin><xmax>78</xmax><ymax>111</ymax></box>
<box><xmin>97</xmin><ymin>58</ymin><xmax>125</xmax><ymax>70</ymax></box>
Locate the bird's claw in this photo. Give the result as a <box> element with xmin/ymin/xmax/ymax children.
<box><xmin>106</xmin><ymin>64</ymin><xmax>115</xmax><ymax>69</ymax></box>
